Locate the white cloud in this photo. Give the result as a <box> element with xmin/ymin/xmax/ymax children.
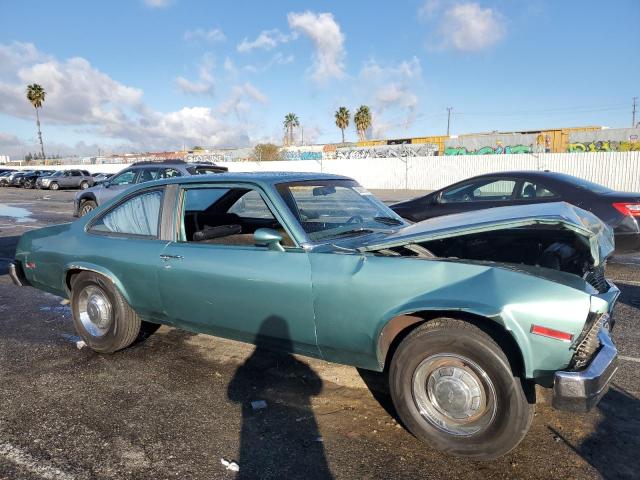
<box><xmin>357</xmin><ymin>57</ymin><xmax>422</xmax><ymax>138</ymax></box>
<box><xmin>176</xmin><ymin>55</ymin><xmax>215</xmax><ymax>96</ymax></box>
<box><xmin>143</xmin><ymin>0</ymin><xmax>171</xmax><ymax>8</ymax></box>
<box><xmin>218</xmin><ymin>82</ymin><xmax>268</xmax><ymax>117</ymax></box>
<box><xmin>243</xmin><ymin>52</ymin><xmax>295</xmax><ymax>74</ymax></box>
<box><xmin>287</xmin><ymin>11</ymin><xmax>346</xmax><ymax>83</ymax></box>
<box><xmin>184</xmin><ymin>27</ymin><xmax>226</xmax><ymax>43</ymax></box>
<box><xmin>237</xmin><ymin>29</ymin><xmax>296</xmax><ymax>53</ymax></box>
<box><xmin>441</xmin><ymin>3</ymin><xmax>505</xmax><ymax>51</ymax></box>
<box><xmin>419</xmin><ymin>1</ymin><xmax>506</xmax><ymax>51</ymax></box>
<box><xmin>0</xmin><ymin>43</ymin><xmax>271</xmax><ymax>152</ymax></box>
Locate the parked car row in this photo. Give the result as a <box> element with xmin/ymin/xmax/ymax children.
<box><xmin>0</xmin><ymin>169</ymin><xmax>95</xmax><ymax>190</ymax></box>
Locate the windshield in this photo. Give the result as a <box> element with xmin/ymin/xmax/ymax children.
<box><xmin>276</xmin><ymin>179</ymin><xmax>406</xmax><ymax>241</ymax></box>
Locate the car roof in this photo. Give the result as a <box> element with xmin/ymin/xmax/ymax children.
<box><xmin>469</xmin><ymin>170</ymin><xmax>578</xmax><ymax>181</ymax></box>
<box><xmin>133</xmin><ymin>171</ymin><xmax>353</xmax><ymax>190</ymax></box>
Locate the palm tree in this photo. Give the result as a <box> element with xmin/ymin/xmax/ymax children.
<box><xmin>335</xmin><ymin>107</ymin><xmax>350</xmax><ymax>144</ymax></box>
<box><xmin>354</xmin><ymin>105</ymin><xmax>372</xmax><ymax>141</ymax></box>
<box><xmin>26</xmin><ymin>84</ymin><xmax>46</xmax><ymax>159</ymax></box>
<box><xmin>283</xmin><ymin>113</ymin><xmax>299</xmax><ymax>146</ymax></box>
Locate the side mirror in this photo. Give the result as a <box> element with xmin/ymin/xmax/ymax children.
<box><xmin>254</xmin><ymin>228</ymin><xmax>285</xmax><ymax>252</ymax></box>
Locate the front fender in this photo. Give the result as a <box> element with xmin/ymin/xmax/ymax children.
<box><xmin>372</xmin><ymin>267</ymin><xmax>593</xmax><ymax>379</ymax></box>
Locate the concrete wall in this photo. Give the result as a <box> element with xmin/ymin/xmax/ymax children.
<box><xmin>11</xmin><ymin>151</ymin><xmax>640</xmax><ymax>192</ymax></box>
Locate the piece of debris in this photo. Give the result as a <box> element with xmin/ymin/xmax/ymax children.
<box><xmin>251</xmin><ymin>400</ymin><xmax>267</xmax><ymax>411</ymax></box>
<box><xmin>60</xmin><ymin>299</ymin><xmax>70</xmax><ymax>305</ymax></box>
<box><xmin>315</xmin><ymin>437</ymin><xmax>323</xmax><ymax>442</ymax></box>
<box><xmin>221</xmin><ymin>458</ymin><xmax>239</xmax><ymax>472</ymax></box>
<box><xmin>76</xmin><ymin>340</ymin><xmax>86</xmax><ymax>350</ymax></box>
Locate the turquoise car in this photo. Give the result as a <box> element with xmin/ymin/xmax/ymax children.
<box><xmin>10</xmin><ymin>172</ymin><xmax>619</xmax><ymax>459</ymax></box>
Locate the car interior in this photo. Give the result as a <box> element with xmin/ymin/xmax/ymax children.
<box><xmin>181</xmin><ymin>187</ymin><xmax>294</xmax><ymax>247</ymax></box>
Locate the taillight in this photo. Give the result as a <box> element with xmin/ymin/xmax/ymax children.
<box><xmin>530</xmin><ymin>325</ymin><xmax>573</xmax><ymax>342</ymax></box>
<box><xmin>612</xmin><ymin>202</ymin><xmax>640</xmax><ymax>217</ymax></box>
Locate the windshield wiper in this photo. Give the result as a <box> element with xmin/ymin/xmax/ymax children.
<box><xmin>374</xmin><ymin>216</ymin><xmax>403</xmax><ymax>226</ymax></box>
<box><xmin>327</xmin><ymin>228</ymin><xmax>376</xmax><ymax>239</ymax></box>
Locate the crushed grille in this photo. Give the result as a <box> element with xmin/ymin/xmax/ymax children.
<box><xmin>583</xmin><ymin>264</ymin><xmax>608</xmax><ymax>293</ymax></box>
<box><xmin>572</xmin><ymin>314</ymin><xmax>607</xmax><ymax>369</ymax></box>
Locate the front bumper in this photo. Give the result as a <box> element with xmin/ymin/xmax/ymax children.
<box><xmin>552</xmin><ymin>328</ymin><xmax>618</xmax><ymax>412</ymax></box>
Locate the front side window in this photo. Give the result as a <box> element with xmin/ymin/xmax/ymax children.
<box><xmin>441</xmin><ymin>179</ymin><xmax>516</xmax><ymax>203</ymax></box>
<box><xmin>109</xmin><ymin>170</ymin><xmax>137</xmax><ymax>186</ymax></box>
<box><xmin>91</xmin><ymin>190</ymin><xmax>163</xmax><ymax>237</ymax></box>
<box><xmin>276</xmin><ymin>180</ymin><xmax>405</xmax><ymax>241</ymax></box>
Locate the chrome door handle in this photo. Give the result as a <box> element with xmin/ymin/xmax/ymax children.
<box><xmin>160</xmin><ymin>254</ymin><xmax>183</xmax><ymax>261</ymax></box>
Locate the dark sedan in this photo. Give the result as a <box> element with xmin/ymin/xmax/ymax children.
<box><xmin>391</xmin><ymin>171</ymin><xmax>640</xmax><ymax>253</ymax></box>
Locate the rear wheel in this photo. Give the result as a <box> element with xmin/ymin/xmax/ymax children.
<box><xmin>389</xmin><ymin>318</ymin><xmax>534</xmax><ymax>460</ymax></box>
<box><xmin>70</xmin><ymin>272</ymin><xmax>141</xmax><ymax>353</ymax></box>
<box><xmin>23</xmin><ymin>179</ymin><xmax>34</xmax><ymax>189</ymax></box>
<box><xmin>80</xmin><ymin>180</ymin><xmax>89</xmax><ymax>189</ymax></box>
<box><xmin>79</xmin><ymin>199</ymin><xmax>98</xmax><ymax>216</ymax></box>
<box><xmin>49</xmin><ymin>182</ymin><xmax>59</xmax><ymax>191</ymax></box>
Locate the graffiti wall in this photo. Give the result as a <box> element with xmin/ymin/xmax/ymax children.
<box><xmin>566</xmin><ymin>128</ymin><xmax>640</xmax><ymax>153</ymax></box>
<box><xmin>280</xmin><ymin>146</ymin><xmax>324</xmax><ymax>161</ymax></box>
<box><xmin>444</xmin><ymin>132</ymin><xmax>539</xmax><ymax>156</ymax></box>
<box><xmin>335</xmin><ymin>143</ymin><xmax>438</xmax><ymax>159</ymax></box>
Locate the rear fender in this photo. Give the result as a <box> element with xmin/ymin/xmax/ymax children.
<box><xmin>64</xmin><ymin>262</ymin><xmax>131</xmax><ymax>304</ymax></box>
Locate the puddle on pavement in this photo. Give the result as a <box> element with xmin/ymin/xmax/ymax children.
<box><xmin>0</xmin><ymin>204</ymin><xmax>35</xmax><ymax>222</ymax></box>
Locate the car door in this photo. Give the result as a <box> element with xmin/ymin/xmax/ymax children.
<box><xmin>418</xmin><ymin>177</ymin><xmax>519</xmax><ymax>220</ymax></box>
<box><xmin>157</xmin><ymin>183</ymin><xmax>319</xmax><ymax>356</ymax></box>
<box><xmin>69</xmin><ymin>170</ymin><xmax>82</xmax><ymax>187</ymax></box>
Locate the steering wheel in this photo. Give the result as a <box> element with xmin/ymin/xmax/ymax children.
<box><xmin>346</xmin><ymin>214</ymin><xmax>364</xmax><ymax>224</ymax></box>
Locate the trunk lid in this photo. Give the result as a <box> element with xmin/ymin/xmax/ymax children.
<box><xmin>358</xmin><ymin>202</ymin><xmax>614</xmax><ymax>266</ymax></box>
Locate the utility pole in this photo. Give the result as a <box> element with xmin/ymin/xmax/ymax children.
<box><xmin>301</xmin><ymin>126</ymin><xmax>304</xmax><ymax>146</ymax></box>
<box><xmin>446</xmin><ymin>107</ymin><xmax>453</xmax><ymax>136</ymax></box>
<box><xmin>633</xmin><ymin>97</ymin><xmax>637</xmax><ymax>127</ymax></box>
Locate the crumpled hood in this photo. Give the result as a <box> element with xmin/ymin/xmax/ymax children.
<box><xmin>357</xmin><ymin>202</ymin><xmax>614</xmax><ymax>266</ymax></box>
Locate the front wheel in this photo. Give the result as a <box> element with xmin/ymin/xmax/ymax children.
<box><xmin>49</xmin><ymin>182</ymin><xmax>59</xmax><ymax>191</ymax></box>
<box><xmin>389</xmin><ymin>318</ymin><xmax>534</xmax><ymax>460</ymax></box>
<box><xmin>23</xmin><ymin>179</ymin><xmax>34</xmax><ymax>189</ymax></box>
<box><xmin>70</xmin><ymin>272</ymin><xmax>142</xmax><ymax>353</ymax></box>
<box><xmin>79</xmin><ymin>199</ymin><xmax>97</xmax><ymax>216</ymax></box>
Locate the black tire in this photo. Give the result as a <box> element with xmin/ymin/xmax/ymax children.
<box><xmin>80</xmin><ymin>180</ymin><xmax>89</xmax><ymax>189</ymax></box>
<box><xmin>49</xmin><ymin>182</ymin><xmax>59</xmax><ymax>191</ymax></box>
<box><xmin>23</xmin><ymin>179</ymin><xmax>34</xmax><ymax>189</ymax></box>
<box><xmin>389</xmin><ymin>318</ymin><xmax>534</xmax><ymax>460</ymax></box>
<box><xmin>70</xmin><ymin>272</ymin><xmax>141</xmax><ymax>353</ymax></box>
<box><xmin>79</xmin><ymin>199</ymin><xmax>98</xmax><ymax>216</ymax></box>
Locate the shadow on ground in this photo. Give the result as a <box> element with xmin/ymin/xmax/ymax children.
<box><xmin>227</xmin><ymin>316</ymin><xmax>332</xmax><ymax>479</ymax></box>
<box><xmin>552</xmin><ymin>387</ymin><xmax>640</xmax><ymax>480</ymax></box>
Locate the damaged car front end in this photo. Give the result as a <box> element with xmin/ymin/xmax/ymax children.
<box><xmin>337</xmin><ymin>201</ymin><xmax>620</xmax><ymax>412</ymax></box>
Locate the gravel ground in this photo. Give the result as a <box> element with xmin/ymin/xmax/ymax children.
<box><xmin>0</xmin><ymin>187</ymin><xmax>639</xmax><ymax>480</ymax></box>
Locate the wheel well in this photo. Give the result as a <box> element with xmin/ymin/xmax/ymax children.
<box><xmin>78</xmin><ymin>193</ymin><xmax>96</xmax><ymax>204</ymax></box>
<box><xmin>380</xmin><ymin>311</ymin><xmax>526</xmax><ymax>380</ymax></box>
<box><xmin>65</xmin><ymin>268</ymin><xmax>84</xmax><ymax>292</ymax></box>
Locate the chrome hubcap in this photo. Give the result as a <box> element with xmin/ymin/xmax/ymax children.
<box><xmin>78</xmin><ymin>286</ymin><xmax>113</xmax><ymax>337</ymax></box>
<box><xmin>412</xmin><ymin>354</ymin><xmax>496</xmax><ymax>436</ymax></box>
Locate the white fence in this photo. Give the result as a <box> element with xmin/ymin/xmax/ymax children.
<box><xmin>11</xmin><ymin>151</ymin><xmax>640</xmax><ymax>192</ymax></box>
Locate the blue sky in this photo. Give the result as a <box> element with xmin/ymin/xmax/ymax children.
<box><xmin>0</xmin><ymin>0</ymin><xmax>638</xmax><ymax>157</ymax></box>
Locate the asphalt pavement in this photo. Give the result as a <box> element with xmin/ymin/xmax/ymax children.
<box><xmin>0</xmin><ymin>187</ymin><xmax>639</xmax><ymax>480</ymax></box>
